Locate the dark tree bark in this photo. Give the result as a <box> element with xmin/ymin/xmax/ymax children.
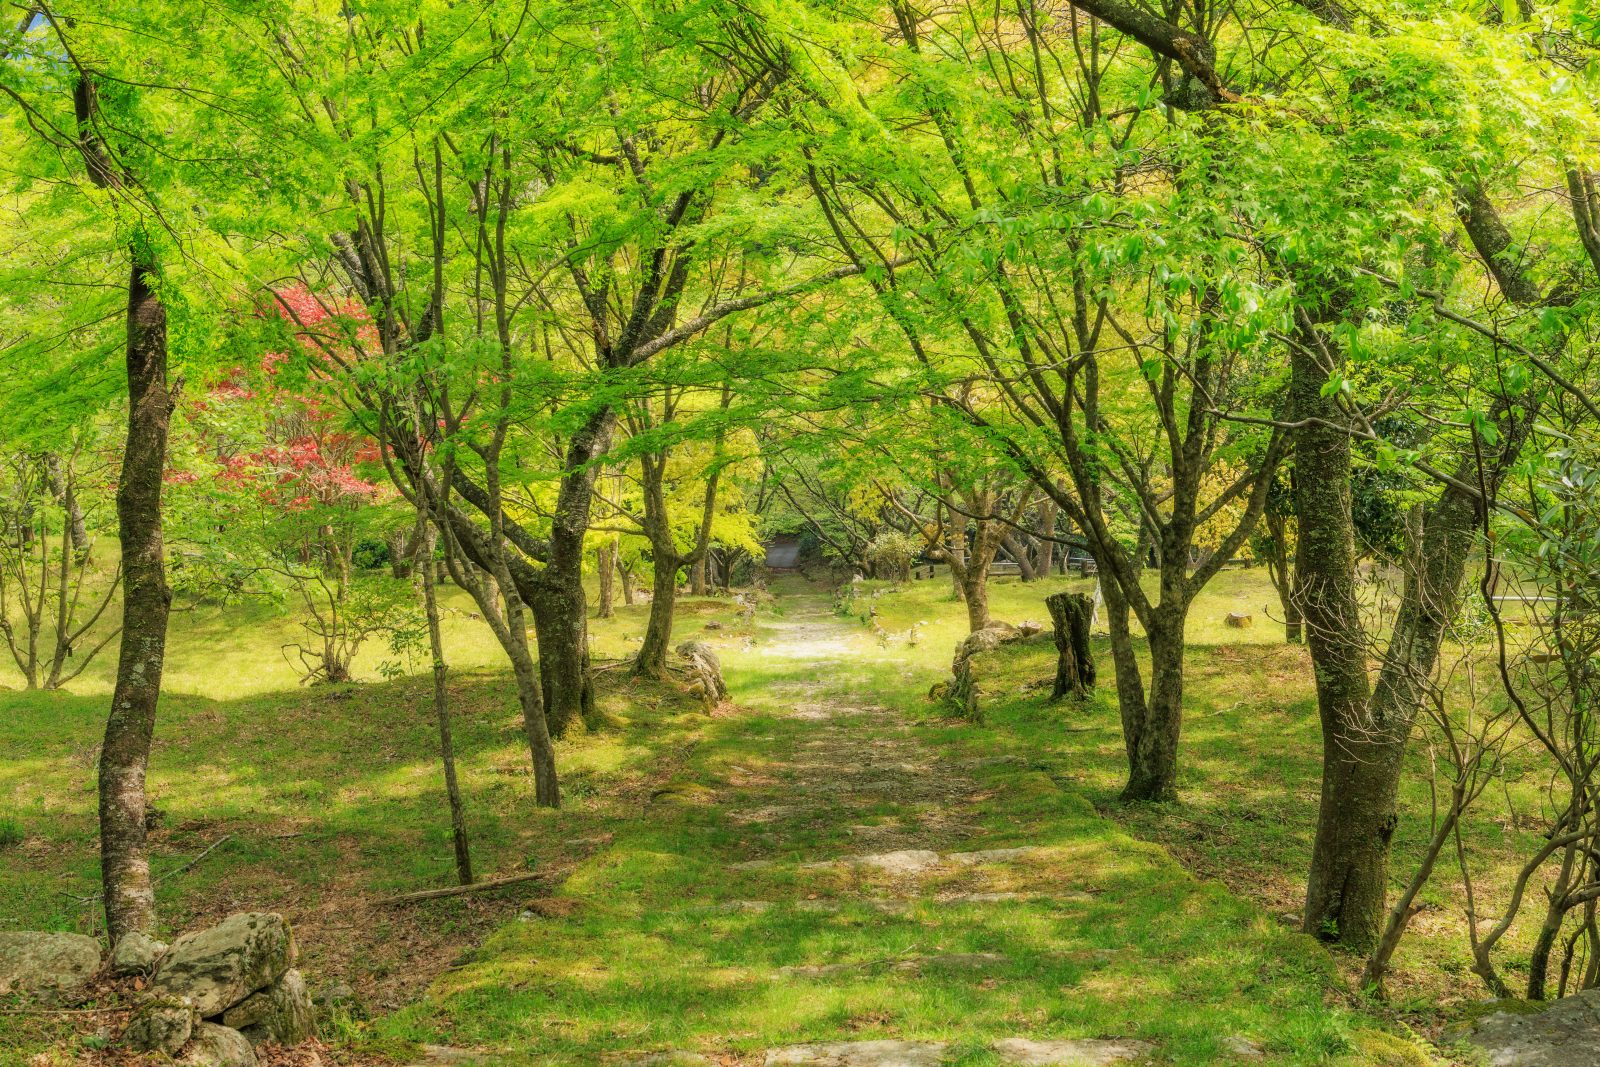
<box><xmin>619</xmin><ymin>554</ymin><xmax>636</xmax><ymax>606</ymax></box>
<box><xmin>1294</xmin><ymin>305</ymin><xmax>1534</xmax><ymax>950</ymax></box>
<box><xmin>1046</xmin><ymin>591</ymin><xmax>1095</xmax><ymax>699</ymax></box>
<box><xmin>389</xmin><ymin>525</ymin><xmax>415</xmax><ymax>580</ymax></box>
<box><xmin>1122</xmin><ymin>606</ymin><xmax>1187</xmax><ymax>802</ymax></box>
<box><xmin>596</xmin><ymin>538</ymin><xmax>616</xmax><ymax>619</ymax></box>
<box><xmin>1262</xmin><ymin>508</ymin><xmax>1303</xmax><ymax>643</ymax></box>
<box><xmin>1032</xmin><ymin>497</ymin><xmax>1060</xmax><ymax>577</ymax></box>
<box><xmin>1000</xmin><ymin>532</ymin><xmax>1039</xmax><ymax>581</ymax></box>
<box><xmin>629</xmin><ymin>391</ymin><xmax>725</xmax><ymax>678</ymax></box>
<box><xmin>637</xmin><ymin>552</ymin><xmax>681</xmax><ymax>676</ymax></box>
<box><xmin>1291</xmin><ymin>320</ymin><xmax>1384</xmax><ymax>949</ymax></box>
<box><xmin>416</xmin><ymin>523</ymin><xmax>472</xmax><ymax>886</ymax></box>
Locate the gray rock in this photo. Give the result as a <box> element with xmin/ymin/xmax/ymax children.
<box><xmin>178</xmin><ymin>1023</ymin><xmax>259</xmax><ymax>1067</ymax></box>
<box><xmin>842</xmin><ymin>849</ymin><xmax>941</xmax><ymax>875</ymax></box>
<box><xmin>945</xmin><ymin>847</ymin><xmax>1042</xmax><ymax>866</ymax></box>
<box><xmin>228</xmin><ymin>968</ymin><xmax>316</xmax><ymax>1046</ymax></box>
<box><xmin>110</xmin><ymin>931</ymin><xmax>167</xmax><ymax>976</ymax></box>
<box><xmin>0</xmin><ymin>931</ymin><xmax>102</xmax><ymax>996</ymax></box>
<box><xmin>1221</xmin><ymin>1035</ymin><xmax>1264</xmax><ymax>1060</ymax></box>
<box><xmin>990</xmin><ymin>1038</ymin><xmax>1150</xmax><ymax>1065</ymax></box>
<box><xmin>123</xmin><ymin>994</ymin><xmax>197</xmax><ymax>1055</ymax></box>
<box><xmin>150</xmin><ymin>913</ymin><xmax>295</xmax><ymax>1017</ymax></box>
<box><xmin>676</xmin><ymin>641</ymin><xmax>728</xmax><ymax>706</ymax></box>
<box><xmin>765</xmin><ymin>1040</ymin><xmax>949</xmax><ymax>1066</ymax></box>
<box><xmin>1468</xmin><ymin>991</ymin><xmax>1600</xmax><ymax>1065</ymax></box>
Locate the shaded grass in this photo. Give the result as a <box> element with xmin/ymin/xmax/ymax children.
<box><xmin>845</xmin><ymin>570</ymin><xmax>1556</xmax><ymax>1041</ymax></box>
<box><xmin>0</xmin><ymin>584</ymin><xmax>747</xmax><ymax>1065</ymax></box>
<box><xmin>371</xmin><ymin>584</ymin><xmax>1432</xmax><ymax>1065</ymax></box>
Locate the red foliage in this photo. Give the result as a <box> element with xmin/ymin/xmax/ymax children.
<box><xmin>168</xmin><ymin>286</ymin><xmax>385</xmax><ymax>509</ymax></box>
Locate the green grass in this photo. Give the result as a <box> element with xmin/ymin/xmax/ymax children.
<box><xmin>836</xmin><ymin>570</ymin><xmax>1555</xmax><ymax>1035</ymax></box>
<box><xmin>0</xmin><ymin>567</ymin><xmax>1471</xmax><ymax>1065</ymax></box>
<box><xmin>0</xmin><ymin>577</ymin><xmax>746</xmax><ymax>1065</ymax></box>
<box><xmin>366</xmin><ymin>577</ymin><xmax>1434</xmax><ymax>1065</ymax></box>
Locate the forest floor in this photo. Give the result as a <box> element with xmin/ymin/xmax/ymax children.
<box><xmin>2</xmin><ymin>570</ymin><xmax>1531</xmax><ymax>1065</ymax></box>
<box><xmin>367</xmin><ymin>584</ymin><xmax>1431</xmax><ymax>1065</ymax></box>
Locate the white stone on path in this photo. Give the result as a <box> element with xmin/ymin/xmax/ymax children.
<box><xmin>765</xmin><ymin>1040</ymin><xmax>949</xmax><ymax>1066</ymax></box>
<box><xmin>945</xmin><ymin>847</ymin><xmax>1043</xmax><ymax>865</ymax></box>
<box><xmin>991</xmin><ymin>1038</ymin><xmax>1151</xmax><ymax>1065</ymax></box>
<box><xmin>837</xmin><ymin>849</ymin><xmax>942</xmax><ymax>874</ymax></box>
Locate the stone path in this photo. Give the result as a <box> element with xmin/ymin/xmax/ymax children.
<box><xmin>408</xmin><ymin>598</ymin><xmax>1338</xmax><ymax>1065</ymax></box>
<box><xmin>618</xmin><ymin>605</ymin><xmax>1151</xmax><ymax>1067</ymax></box>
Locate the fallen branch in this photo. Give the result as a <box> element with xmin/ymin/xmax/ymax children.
<box><xmin>375</xmin><ymin>870</ymin><xmax>553</xmax><ymax>906</ymax></box>
<box><xmin>157</xmin><ymin>834</ymin><xmax>234</xmax><ymax>885</ymax></box>
<box><xmin>63</xmin><ymin>834</ymin><xmax>234</xmax><ymax>908</ymax></box>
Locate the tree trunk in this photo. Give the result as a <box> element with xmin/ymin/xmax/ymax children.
<box><xmin>1291</xmin><ymin>325</ymin><xmax>1384</xmax><ymax>950</ymax></box>
<box><xmin>961</xmin><ymin>565</ymin><xmax>990</xmax><ymax>631</ymax></box>
<box><xmin>44</xmin><ymin>454</ymin><xmax>89</xmax><ymax>562</ymax></box>
<box><xmin>635</xmin><ymin>555</ymin><xmax>679</xmax><ymax>678</ymax></box>
<box><xmin>946</xmin><ymin>510</ymin><xmax>966</xmax><ymax>601</ymax></box>
<box><xmin>508</xmin><ymin>630</ymin><xmax>560</xmax><ymax>808</ymax></box>
<box><xmin>1121</xmin><ymin>607</ymin><xmax>1185</xmax><ymax>802</ymax></box>
<box><xmin>389</xmin><ymin>526</ymin><xmax>414</xmax><ymax>580</ymax></box>
<box><xmin>530</xmin><ymin>409</ymin><xmax>608</xmax><ymax>737</ymax></box>
<box><xmin>596</xmin><ymin>539</ymin><xmax>616</xmax><ymax>619</ymax></box>
<box><xmin>1046</xmin><ymin>591</ymin><xmax>1095</xmax><ymax>699</ymax></box>
<box><xmin>1000</xmin><ymin>532</ymin><xmax>1039</xmax><ymax>581</ymax></box>
<box><xmin>528</xmin><ymin>576</ymin><xmax>594</xmax><ymax>739</ymax></box>
<box><xmin>1033</xmin><ymin>499</ymin><xmax>1059</xmax><ymax>577</ymax></box>
<box><xmin>99</xmin><ymin>251</ymin><xmax>172</xmax><ymax>947</ymax></box>
<box><xmin>417</xmin><ymin>526</ymin><xmax>472</xmax><ymax>885</ymax></box>
<box><xmin>1100</xmin><ymin>565</ymin><xmax>1146</xmax><ymax>749</ymax></box>
<box><xmin>1264</xmin><ymin>509</ymin><xmax>1302</xmax><ymax>643</ymax></box>
<box><xmin>619</xmin><ymin>556</ymin><xmax>636</xmax><ymax>606</ymax></box>
<box><xmin>690</xmin><ymin>555</ymin><xmax>708</xmax><ymax>596</ymax></box>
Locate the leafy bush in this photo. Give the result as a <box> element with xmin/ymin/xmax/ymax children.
<box><xmin>351</xmin><ymin>537</ymin><xmax>391</xmax><ymax>570</ymax></box>
<box><xmin>865</xmin><ymin>530</ymin><xmax>919</xmax><ymax>582</ymax></box>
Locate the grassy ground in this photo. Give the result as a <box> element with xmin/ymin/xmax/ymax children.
<box><xmin>0</xmin><ymin>565</ymin><xmax>1503</xmax><ymax>1064</ymax></box>
<box><xmin>365</xmin><ymin>577</ymin><xmax>1435</xmax><ymax>1065</ymax></box>
<box><xmin>838</xmin><ymin>568</ymin><xmax>1555</xmax><ymax>1041</ymax></box>
<box><xmin>0</xmin><ymin>582</ymin><xmax>744</xmax><ymax>1065</ymax></box>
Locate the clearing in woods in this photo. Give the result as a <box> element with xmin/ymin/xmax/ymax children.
<box><xmin>374</xmin><ymin>589</ymin><xmax>1418</xmax><ymax>1066</ymax></box>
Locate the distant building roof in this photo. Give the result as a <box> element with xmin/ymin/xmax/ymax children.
<box><xmin>764</xmin><ymin>535</ymin><xmax>801</xmax><ymax>570</ymax></box>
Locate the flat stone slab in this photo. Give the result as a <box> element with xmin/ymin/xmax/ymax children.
<box><xmin>946</xmin><ymin>847</ymin><xmax>1043</xmax><ymax>865</ymax></box>
<box><xmin>1468</xmin><ymin>990</ymin><xmax>1600</xmax><ymax>1065</ymax></box>
<box><xmin>805</xmin><ymin>849</ymin><xmax>941</xmax><ymax>875</ymax></box>
<box><xmin>765</xmin><ymin>1041</ymin><xmax>948</xmax><ymax>1066</ymax></box>
<box><xmin>403</xmin><ymin>1046</ymin><xmax>486</xmax><ymax>1066</ymax></box>
<box><xmin>992</xmin><ymin>1038</ymin><xmax>1151</xmax><ymax>1065</ymax></box>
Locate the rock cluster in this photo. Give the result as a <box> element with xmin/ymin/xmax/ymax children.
<box><xmin>123</xmin><ymin>912</ymin><xmax>316</xmax><ymax>1066</ymax></box>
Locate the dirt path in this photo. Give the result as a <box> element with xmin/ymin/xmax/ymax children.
<box><xmin>397</xmin><ymin>596</ymin><xmax>1385</xmax><ymax>1065</ymax></box>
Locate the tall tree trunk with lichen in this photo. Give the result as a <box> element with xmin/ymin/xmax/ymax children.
<box><xmin>99</xmin><ymin>249</ymin><xmax>171</xmax><ymax>946</ymax></box>
<box><xmin>68</xmin><ymin>65</ymin><xmax>174</xmax><ymax>948</ymax></box>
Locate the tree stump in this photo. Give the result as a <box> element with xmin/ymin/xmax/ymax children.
<box><xmin>1045</xmin><ymin>591</ymin><xmax>1096</xmax><ymax>700</ymax></box>
<box><xmin>1225</xmin><ymin>612</ymin><xmax>1253</xmax><ymax>628</ymax></box>
<box><xmin>675</xmin><ymin>641</ymin><xmax>728</xmax><ymax>708</ymax></box>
